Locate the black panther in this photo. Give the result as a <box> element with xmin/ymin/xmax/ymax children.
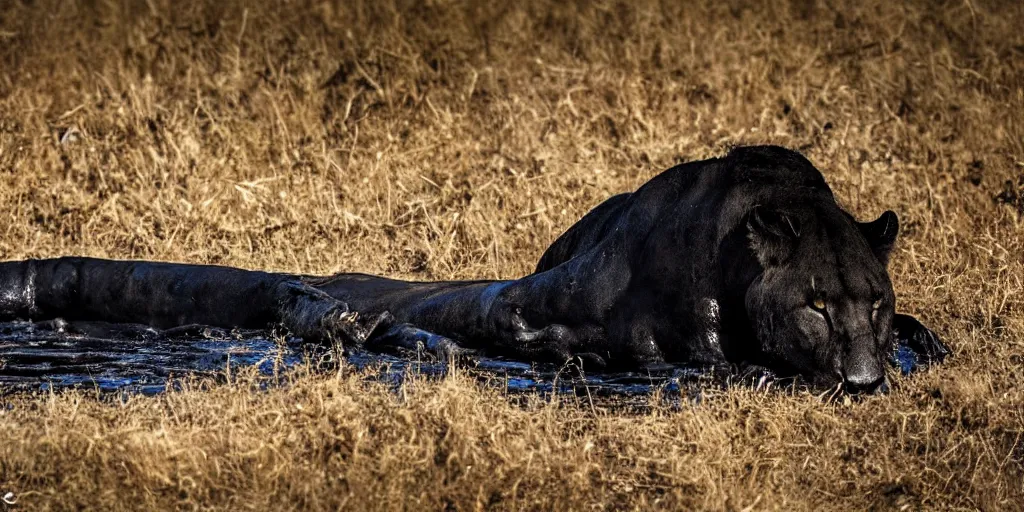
<box><xmin>0</xmin><ymin>146</ymin><xmax>949</xmax><ymax>393</ymax></box>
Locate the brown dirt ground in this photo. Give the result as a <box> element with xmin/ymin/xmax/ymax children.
<box><xmin>1</xmin><ymin>0</ymin><xmax>1023</xmax><ymax>509</ymax></box>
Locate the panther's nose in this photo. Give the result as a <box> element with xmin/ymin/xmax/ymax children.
<box><xmin>843</xmin><ymin>346</ymin><xmax>888</xmax><ymax>394</ymax></box>
<box><xmin>843</xmin><ymin>372</ymin><xmax>888</xmax><ymax>395</ymax></box>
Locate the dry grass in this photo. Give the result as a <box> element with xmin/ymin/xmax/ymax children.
<box><xmin>1</xmin><ymin>0</ymin><xmax>1023</xmax><ymax>509</ymax></box>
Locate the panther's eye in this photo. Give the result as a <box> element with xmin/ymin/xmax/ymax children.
<box><xmin>811</xmin><ymin>297</ymin><xmax>827</xmax><ymax>311</ymax></box>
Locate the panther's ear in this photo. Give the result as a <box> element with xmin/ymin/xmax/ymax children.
<box><xmin>747</xmin><ymin>206</ymin><xmax>800</xmax><ymax>267</ymax></box>
<box><xmin>858</xmin><ymin>210</ymin><xmax>899</xmax><ymax>266</ymax></box>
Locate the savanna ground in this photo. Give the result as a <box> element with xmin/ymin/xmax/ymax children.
<box><xmin>1</xmin><ymin>0</ymin><xmax>1022</xmax><ymax>509</ymax></box>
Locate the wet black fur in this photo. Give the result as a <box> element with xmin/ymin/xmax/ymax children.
<box><xmin>0</xmin><ymin>146</ymin><xmax>949</xmax><ymax>390</ymax></box>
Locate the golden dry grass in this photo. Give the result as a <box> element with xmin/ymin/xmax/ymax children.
<box><xmin>1</xmin><ymin>0</ymin><xmax>1023</xmax><ymax>509</ymax></box>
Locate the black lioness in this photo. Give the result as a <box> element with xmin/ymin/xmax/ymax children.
<box><xmin>0</xmin><ymin>146</ymin><xmax>948</xmax><ymax>392</ymax></box>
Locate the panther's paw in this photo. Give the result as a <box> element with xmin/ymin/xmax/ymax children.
<box><xmin>322</xmin><ymin>309</ymin><xmax>393</xmax><ymax>346</ymax></box>
<box><xmin>893</xmin><ymin>313</ymin><xmax>950</xmax><ymax>364</ymax></box>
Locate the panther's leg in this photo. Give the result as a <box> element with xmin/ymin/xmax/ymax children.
<box><xmin>316</xmin><ymin>275</ymin><xmax>572</xmax><ymax>363</ymax></box>
<box><xmin>0</xmin><ymin>257</ymin><xmax>387</xmax><ymax>344</ymax></box>
<box><xmin>305</xmin><ymin>272</ymin><xmax>602</xmax><ymax>366</ymax></box>
<box><xmin>893</xmin><ymin>313</ymin><xmax>950</xmax><ymax>363</ymax></box>
<box><xmin>603</xmin><ymin>306</ymin><xmax>671</xmax><ymax>369</ymax></box>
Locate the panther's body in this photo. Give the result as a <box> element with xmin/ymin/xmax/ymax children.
<box><xmin>0</xmin><ymin>146</ymin><xmax>948</xmax><ymax>393</ymax></box>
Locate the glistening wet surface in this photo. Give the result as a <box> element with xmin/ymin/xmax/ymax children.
<box><xmin>0</xmin><ymin>320</ymin><xmax>927</xmax><ymax>398</ymax></box>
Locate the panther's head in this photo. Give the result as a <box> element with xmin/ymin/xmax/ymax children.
<box><xmin>744</xmin><ymin>204</ymin><xmax>899</xmax><ymax>393</ymax></box>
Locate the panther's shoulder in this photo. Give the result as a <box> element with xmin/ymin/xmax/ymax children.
<box><xmin>642</xmin><ymin>145</ymin><xmax>832</xmax><ymax>200</ymax></box>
